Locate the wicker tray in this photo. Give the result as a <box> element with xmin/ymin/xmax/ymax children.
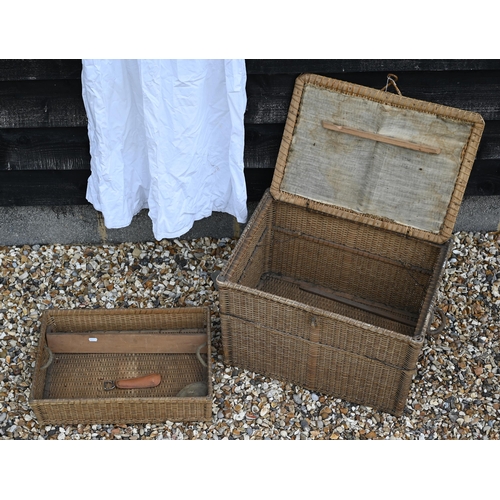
<box><xmin>30</xmin><ymin>307</ymin><xmax>212</xmax><ymax>425</ymax></box>
<box><xmin>217</xmin><ymin>73</ymin><xmax>484</xmax><ymax>415</ymax></box>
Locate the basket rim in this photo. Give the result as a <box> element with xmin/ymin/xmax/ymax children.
<box><xmin>218</xmin><ymin>278</ymin><xmax>424</xmax><ymax>346</ymax></box>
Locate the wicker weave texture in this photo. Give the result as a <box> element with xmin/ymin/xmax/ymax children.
<box><xmin>220</xmin><ymin>315</ymin><xmax>416</xmax><ymax>415</ymax></box>
<box><xmin>30</xmin><ymin>308</ymin><xmax>213</xmax><ymax>424</ymax></box>
<box><xmin>217</xmin><ymin>73</ymin><xmax>470</xmax><ymax>415</ymax></box>
<box><xmin>218</xmin><ymin>191</ymin><xmax>448</xmax><ymax>416</ymax></box>
<box><xmin>271</xmin><ymin>74</ymin><xmax>484</xmax><ymax>244</ymax></box>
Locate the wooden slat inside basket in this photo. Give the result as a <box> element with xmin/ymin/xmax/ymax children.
<box><xmin>262</xmin><ymin>273</ymin><xmax>419</xmax><ymax>327</ymax></box>
<box><xmin>46</xmin><ymin>327</ymin><xmax>208</xmax><ymax>354</ymax></box>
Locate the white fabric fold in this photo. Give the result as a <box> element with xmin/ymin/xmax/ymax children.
<box><xmin>82</xmin><ymin>59</ymin><xmax>248</xmax><ymax>239</ymax></box>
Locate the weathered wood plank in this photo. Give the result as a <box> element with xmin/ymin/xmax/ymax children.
<box><xmin>0</xmin><ymin>168</ymin><xmax>275</xmax><ymax>205</ymax></box>
<box><xmin>0</xmin><ymin>128</ymin><xmax>90</xmax><ymax>170</ymax></box>
<box><xmin>244</xmin><ymin>123</ymin><xmax>285</xmax><ymax>169</ymax></box>
<box><xmin>0</xmin><ymin>160</ymin><xmax>498</xmax><ymax>206</ymax></box>
<box><xmin>480</xmin><ymin>121</ymin><xmax>500</xmax><ymax>160</ymax></box>
<box><xmin>2</xmin><ymin>69</ymin><xmax>499</xmax><ymax>128</ymax></box>
<box><xmin>466</xmin><ymin>159</ymin><xmax>500</xmax><ymax>196</ymax></box>
<box><xmin>0</xmin><ymin>59</ymin><xmax>82</xmax><ymax>81</ymax></box>
<box><xmin>245</xmin><ymin>71</ymin><xmax>500</xmax><ymax>124</ymax></box>
<box><xmin>0</xmin><ymin>170</ymin><xmax>90</xmax><ymax>206</ymax></box>
<box><xmin>0</xmin><ymin>119</ymin><xmax>496</xmax><ymax>173</ymax></box>
<box><xmin>245</xmin><ymin>59</ymin><xmax>500</xmax><ymax>75</ymax></box>
<box><xmin>244</xmin><ymin>167</ymin><xmax>275</xmax><ymax>201</ymax></box>
<box><xmin>2</xmin><ymin>59</ymin><xmax>499</xmax><ymax>82</ymax></box>
<box><xmin>0</xmin><ymin>80</ymin><xmax>86</xmax><ymax>128</ymax></box>
<box><xmin>0</xmin><ymin>124</ymin><xmax>278</xmax><ymax>171</ymax></box>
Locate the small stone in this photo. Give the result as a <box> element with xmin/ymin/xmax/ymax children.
<box><xmin>0</xmin><ymin>232</ymin><xmax>497</xmax><ymax>441</ymax></box>
<box><xmin>300</xmin><ymin>419</ymin><xmax>310</xmax><ymax>432</ymax></box>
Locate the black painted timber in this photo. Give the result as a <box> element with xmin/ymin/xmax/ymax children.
<box><xmin>0</xmin><ymin>79</ymin><xmax>86</xmax><ymax>128</ymax></box>
<box><xmin>0</xmin><ymin>59</ymin><xmax>500</xmax><ymax>207</ymax></box>
<box><xmin>0</xmin><ymin>59</ymin><xmax>82</xmax><ymax>81</ymax></box>
<box><xmin>0</xmin><ymin>168</ymin><xmax>275</xmax><ymax>205</ymax></box>
<box><xmin>245</xmin><ymin>59</ymin><xmax>500</xmax><ymax>74</ymax></box>
<box><xmin>0</xmin><ymin>128</ymin><xmax>90</xmax><ymax>170</ymax></box>
<box><xmin>0</xmin><ymin>170</ymin><xmax>90</xmax><ymax>206</ymax></box>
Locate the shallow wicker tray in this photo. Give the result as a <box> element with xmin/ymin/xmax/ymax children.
<box><xmin>29</xmin><ymin>307</ymin><xmax>212</xmax><ymax>425</ymax></box>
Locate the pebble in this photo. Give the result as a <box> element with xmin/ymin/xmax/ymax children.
<box><xmin>0</xmin><ymin>232</ymin><xmax>499</xmax><ymax>440</ymax></box>
<box><xmin>300</xmin><ymin>419</ymin><xmax>311</xmax><ymax>432</ymax></box>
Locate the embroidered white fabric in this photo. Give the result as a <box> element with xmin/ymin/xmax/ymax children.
<box><xmin>81</xmin><ymin>59</ymin><xmax>248</xmax><ymax>239</ymax></box>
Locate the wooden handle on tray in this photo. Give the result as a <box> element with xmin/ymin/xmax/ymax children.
<box><xmin>115</xmin><ymin>373</ymin><xmax>161</xmax><ymax>389</ymax></box>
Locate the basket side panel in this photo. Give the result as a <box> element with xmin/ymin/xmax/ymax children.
<box><xmin>417</xmin><ymin>240</ymin><xmax>453</xmax><ymax>337</ymax></box>
<box><xmin>32</xmin><ymin>399</ymin><xmax>212</xmax><ymax>425</ymax></box>
<box><xmin>218</xmin><ymin>191</ymin><xmax>274</xmax><ymax>288</ymax></box>
<box><xmin>220</xmin><ymin>313</ymin><xmax>310</xmax><ymax>384</ymax></box>
<box><xmin>30</xmin><ymin>314</ymin><xmax>50</xmax><ymax>401</ymax></box>
<box><xmin>221</xmin><ymin>314</ymin><xmax>415</xmax><ymax>416</ymax></box>
<box><xmin>315</xmin><ymin>346</ymin><xmax>415</xmax><ymax>416</ymax></box>
<box><xmin>274</xmin><ymin>201</ymin><xmax>441</xmax><ymax>272</ymax></box>
<box><xmin>271</xmin><ymin>229</ymin><xmax>431</xmax><ymax>313</ymax></box>
<box><xmin>220</xmin><ymin>290</ymin><xmax>422</xmax><ymax>370</ymax></box>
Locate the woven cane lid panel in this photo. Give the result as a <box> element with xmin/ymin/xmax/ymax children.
<box><xmin>272</xmin><ymin>74</ymin><xmax>484</xmax><ymax>243</ymax></box>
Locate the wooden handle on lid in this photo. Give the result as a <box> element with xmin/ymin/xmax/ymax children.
<box><xmin>322</xmin><ymin>120</ymin><xmax>441</xmax><ymax>155</ymax></box>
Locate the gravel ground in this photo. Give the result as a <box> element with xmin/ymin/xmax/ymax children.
<box><xmin>0</xmin><ymin>232</ymin><xmax>499</xmax><ymax>440</ymax></box>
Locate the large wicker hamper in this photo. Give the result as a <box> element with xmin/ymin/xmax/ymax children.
<box><xmin>217</xmin><ymin>73</ymin><xmax>484</xmax><ymax>416</ymax></box>
<box><xmin>30</xmin><ymin>307</ymin><xmax>212</xmax><ymax>424</ymax></box>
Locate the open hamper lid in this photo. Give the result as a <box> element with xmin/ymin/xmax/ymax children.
<box><xmin>270</xmin><ymin>73</ymin><xmax>485</xmax><ymax>244</ymax></box>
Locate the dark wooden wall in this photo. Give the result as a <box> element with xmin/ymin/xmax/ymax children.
<box><xmin>1</xmin><ymin>59</ymin><xmax>500</xmax><ymax>206</ymax></box>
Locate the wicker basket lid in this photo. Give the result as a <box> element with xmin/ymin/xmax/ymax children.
<box><xmin>270</xmin><ymin>73</ymin><xmax>485</xmax><ymax>244</ymax></box>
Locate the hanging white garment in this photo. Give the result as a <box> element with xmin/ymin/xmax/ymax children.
<box><xmin>81</xmin><ymin>59</ymin><xmax>248</xmax><ymax>239</ymax></box>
